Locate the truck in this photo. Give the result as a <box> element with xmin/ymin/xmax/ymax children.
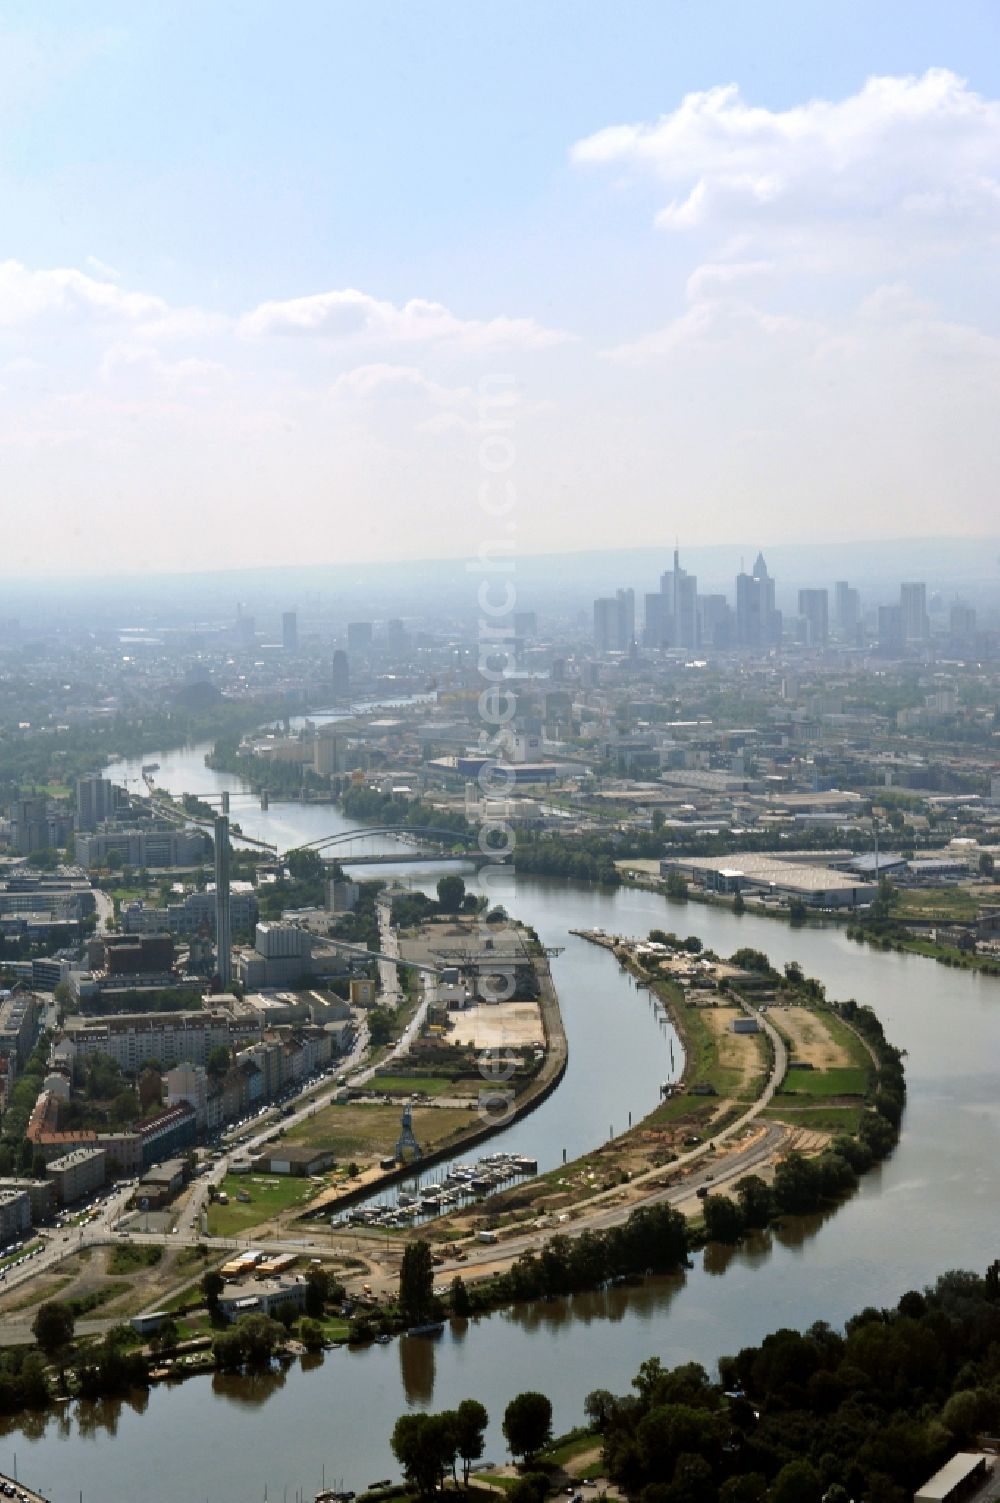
<box><xmin>477</xmin><ymin>1230</ymin><xmax>498</xmax><ymax>1245</ymax></box>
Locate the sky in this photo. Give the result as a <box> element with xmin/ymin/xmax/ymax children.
<box><xmin>4</xmin><ymin>0</ymin><xmax>1000</xmax><ymax>576</ymax></box>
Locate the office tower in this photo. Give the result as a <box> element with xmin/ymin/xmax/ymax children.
<box><xmin>834</xmin><ymin>581</ymin><xmax>860</xmax><ymax>634</ymax></box>
<box><xmin>346</xmin><ymin>621</ymin><xmax>373</xmax><ymax>652</ymax></box>
<box><xmin>281</xmin><ymin>611</ymin><xmax>298</xmax><ymax>650</ymax></box>
<box><xmin>593</xmin><ymin>589</ymin><xmax>634</xmax><ymax>653</ymax></box>
<box><xmin>900</xmin><ymin>582</ymin><xmax>929</xmax><ymax>642</ymax></box>
<box><xmin>659</xmin><ymin>548</ymin><xmax>699</xmax><ymax>650</ymax></box>
<box><xmin>797</xmin><ymin>589</ymin><xmax>829</xmax><ymax>646</ymax></box>
<box><xmin>214</xmin><ymin>815</ymin><xmax>232</xmax><ymax>990</ymax></box>
<box><xmin>331</xmin><ymin>649</ymin><xmax>350</xmax><ymax>701</ymax></box>
<box><xmin>877</xmin><ymin>604</ymin><xmax>904</xmax><ymax>655</ymax></box>
<box><xmin>513</xmin><ymin>611</ymin><xmax>538</xmax><ymax>640</ymax></box>
<box><xmin>75</xmin><ymin>775</ymin><xmax>119</xmax><ymax>832</ymax></box>
<box><xmin>950</xmin><ymin>604</ymin><xmax>977</xmax><ymax>638</ymax></box>
<box><xmin>10</xmin><ymin>795</ymin><xmax>48</xmax><ymax>855</ymax></box>
<box><xmin>698</xmin><ymin>594</ymin><xmax>732</xmax><ymax>649</ymax></box>
<box><xmin>386</xmin><ymin>618</ymin><xmax>408</xmax><ymax>656</ymax></box>
<box><xmin>643</xmin><ymin>592</ymin><xmax>670</xmax><ymax>649</ymax></box>
<box><xmin>235</xmin><ymin>607</ymin><xmax>256</xmax><ymax>648</ymax></box>
<box><xmin>736</xmin><ymin>552</ymin><xmax>782</xmax><ymax>647</ymax></box>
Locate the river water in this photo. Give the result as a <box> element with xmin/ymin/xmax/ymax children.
<box><xmin>6</xmin><ymin>740</ymin><xmax>1000</xmax><ymax>1502</ymax></box>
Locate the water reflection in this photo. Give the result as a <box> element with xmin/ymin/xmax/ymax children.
<box><xmin>211</xmin><ymin>1364</ymin><xmax>289</xmax><ymax>1407</ymax></box>
<box><xmin>505</xmin><ymin>1274</ymin><xmax>686</xmax><ymax>1335</ymax></box>
<box><xmin>399</xmin><ymin>1335</ymin><xmax>436</xmax><ymax>1403</ymax></box>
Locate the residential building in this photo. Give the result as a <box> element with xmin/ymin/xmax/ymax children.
<box><xmin>0</xmin><ymin>1188</ymin><xmax>31</xmax><ymax>1245</ymax></box>
<box><xmin>46</xmin><ymin>1147</ymin><xmax>106</xmax><ymax>1205</ymax></box>
<box><xmin>281</xmin><ymin>611</ymin><xmax>298</xmax><ymax>650</ymax></box>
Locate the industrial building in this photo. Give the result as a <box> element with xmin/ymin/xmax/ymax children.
<box><xmin>660</xmin><ymin>854</ymin><xmax>877</xmax><ymax>908</ymax></box>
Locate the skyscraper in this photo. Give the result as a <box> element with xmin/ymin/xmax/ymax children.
<box><xmin>660</xmin><ymin>548</ymin><xmax>699</xmax><ymax>650</ymax></box>
<box><xmin>347</xmin><ymin>622</ymin><xmax>373</xmax><ymax>653</ymax></box>
<box><xmin>797</xmin><ymin>589</ymin><xmax>829</xmax><ymax>646</ymax></box>
<box><xmin>593</xmin><ymin>589</ymin><xmax>635</xmax><ymax>653</ymax></box>
<box><xmin>214</xmin><ymin>814</ymin><xmax>232</xmax><ymax>990</ymax></box>
<box><xmin>900</xmin><ymin>582</ymin><xmax>929</xmax><ymax>642</ymax></box>
<box><xmin>76</xmin><ymin>775</ymin><xmax>120</xmax><ymax>832</ymax></box>
<box><xmin>834</xmin><ymin>581</ymin><xmax>860</xmax><ymax>634</ymax></box>
<box><xmin>281</xmin><ymin>611</ymin><xmax>298</xmax><ymax>650</ymax></box>
<box><xmin>736</xmin><ymin>552</ymin><xmax>782</xmax><ymax>647</ymax></box>
<box><xmin>331</xmin><ymin>649</ymin><xmax>350</xmax><ymax>701</ymax></box>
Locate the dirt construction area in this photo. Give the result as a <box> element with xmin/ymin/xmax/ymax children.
<box><xmin>448</xmin><ymin>1001</ymin><xmax>545</xmax><ymax>1050</ymax></box>
<box><xmin>773</xmin><ymin>1006</ymin><xmax>852</xmax><ymax>1068</ymax></box>
<box><xmin>700</xmin><ymin>1003</ymin><xmax>767</xmax><ymax>1097</ymax></box>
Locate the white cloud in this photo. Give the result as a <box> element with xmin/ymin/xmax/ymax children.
<box><xmin>0</xmin><ymin>259</ymin><xmax>168</xmax><ymax>329</ymax></box>
<box><xmin>240</xmin><ymin>286</ymin><xmax>570</xmax><ymax>350</ymax></box>
<box><xmin>572</xmin><ymin>68</ymin><xmax>1000</xmax><ymax>251</ymax></box>
<box><xmin>329</xmin><ymin>363</ymin><xmax>470</xmax><ymax>405</ymax></box>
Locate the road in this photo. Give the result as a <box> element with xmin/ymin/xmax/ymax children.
<box><xmin>4</xmin><ymin>945</ymin><xmax>790</xmax><ymax>1327</ymax></box>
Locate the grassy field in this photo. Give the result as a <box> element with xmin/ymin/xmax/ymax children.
<box><xmin>764</xmin><ymin>1104</ymin><xmax>866</xmax><ymax>1136</ymax></box>
<box><xmin>893</xmin><ymin>887</ymin><xmax>980</xmax><ymax>922</ymax></box>
<box><xmin>778</xmin><ymin>1065</ymin><xmax>871</xmax><ymax>1098</ymax></box>
<box><xmin>369</xmin><ymin>1073</ymin><xmax>476</xmax><ymax>1098</ymax></box>
<box><xmin>108</xmin><ymin>1243</ymin><xmax>163</xmax><ymax>1276</ymax></box>
<box><xmin>284</xmin><ymin>1100</ymin><xmax>476</xmax><ymax>1161</ymax></box>
<box><xmin>206</xmin><ymin>1174</ymin><xmax>322</xmax><ymax>1237</ymax></box>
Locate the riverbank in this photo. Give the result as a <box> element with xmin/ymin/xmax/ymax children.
<box><xmin>293</xmin><ymin>943</ymin><xmax>569</xmax><ymax>1226</ymax></box>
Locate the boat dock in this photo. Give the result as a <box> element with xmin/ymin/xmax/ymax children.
<box><xmin>0</xmin><ymin>1473</ymin><xmax>49</xmax><ymax>1502</ymax></box>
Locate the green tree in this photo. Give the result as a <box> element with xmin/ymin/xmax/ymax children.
<box><xmin>503</xmin><ymin>1390</ymin><xmax>552</xmax><ymax>1464</ymax></box>
<box><xmin>151</xmin><ymin>1316</ymin><xmax>179</xmax><ymax>1355</ymax></box>
<box><xmin>508</xmin><ymin>1474</ymin><xmax>549</xmax><ymax>1503</ymax></box>
<box><xmin>453</xmin><ymin>1397</ymin><xmax>488</xmax><ymax>1484</ymax></box>
<box><xmin>391</xmin><ymin>1411</ymin><xmax>458</xmax><ymax>1499</ymax></box>
<box><xmin>202</xmin><ymin>1268</ymin><xmax>225</xmax><ymax>1314</ymax></box>
<box><xmin>734</xmin><ymin>1174</ymin><xmax>773</xmax><ymax>1229</ymax></box>
<box><xmin>732</xmin><ymin>889</ymin><xmax>746</xmax><ymax>916</ymax></box>
<box><xmin>450</xmin><ymin>1275</ymin><xmax>471</xmax><ymax>1318</ymax></box>
<box><xmin>436</xmin><ymin>874</ymin><xmax>466</xmax><ymax>913</ymax></box>
<box><xmin>399</xmin><ymin>1239</ymin><xmax>434</xmax><ymax>1324</ymax></box>
<box><xmin>666</xmin><ymin>871</ymin><xmax>688</xmax><ymax>901</ymax></box>
<box><xmin>979</xmin><ymin>851</ymin><xmax>995</xmax><ymax>877</ymax></box>
<box><xmin>702</xmin><ymin>1193</ymin><xmax>744</xmax><ymax>1244</ymax></box>
<box><xmin>305</xmin><ymin>1265</ymin><xmax>329</xmax><ymax>1319</ymax></box>
<box><xmin>206</xmin><ymin>1045</ymin><xmax>231</xmax><ymax>1081</ymax></box>
<box><xmin>770</xmin><ymin>1459</ymin><xmax>822</xmax><ymax>1503</ymax></box>
<box><xmin>300</xmin><ymin>1317</ymin><xmax>325</xmax><ymax>1351</ymax></box>
<box><xmin>32</xmin><ymin>1301</ymin><xmax>75</xmax><ymax>1365</ymax></box>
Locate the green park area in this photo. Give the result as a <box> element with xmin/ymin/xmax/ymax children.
<box><xmin>370</xmin><ymin>1073</ymin><xmax>478</xmax><ymax>1098</ymax></box>
<box><xmin>205</xmin><ymin>1174</ymin><xmax>322</xmax><ymax>1237</ymax></box>
<box><xmin>285</xmin><ymin>1098</ymin><xmax>476</xmax><ymax>1164</ymax></box>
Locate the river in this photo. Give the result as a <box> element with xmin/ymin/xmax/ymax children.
<box><xmin>6</xmin><ymin>739</ymin><xmax>1000</xmax><ymax>1502</ymax></box>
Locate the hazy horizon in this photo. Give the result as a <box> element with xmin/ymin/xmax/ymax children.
<box><xmin>5</xmin><ymin>2</ymin><xmax>1000</xmax><ymax>574</ymax></box>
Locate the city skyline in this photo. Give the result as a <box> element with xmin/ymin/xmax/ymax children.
<box><xmin>4</xmin><ymin>2</ymin><xmax>1000</xmax><ymax>573</ymax></box>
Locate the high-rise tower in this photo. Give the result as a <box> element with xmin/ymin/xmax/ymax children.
<box><xmin>214</xmin><ymin>814</ymin><xmax>232</xmax><ymax>989</ymax></box>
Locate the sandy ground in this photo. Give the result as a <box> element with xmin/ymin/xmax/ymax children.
<box><xmin>448</xmin><ymin>1001</ymin><xmax>545</xmax><ymax>1050</ymax></box>
<box><xmin>774</xmin><ymin>1006</ymin><xmax>852</xmax><ymax>1068</ymax></box>
<box><xmin>700</xmin><ymin>1004</ymin><xmax>766</xmax><ymax>1096</ymax></box>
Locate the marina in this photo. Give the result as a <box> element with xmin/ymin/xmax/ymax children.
<box><xmin>333</xmin><ymin>1151</ymin><xmax>541</xmax><ymax>1228</ymax></box>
